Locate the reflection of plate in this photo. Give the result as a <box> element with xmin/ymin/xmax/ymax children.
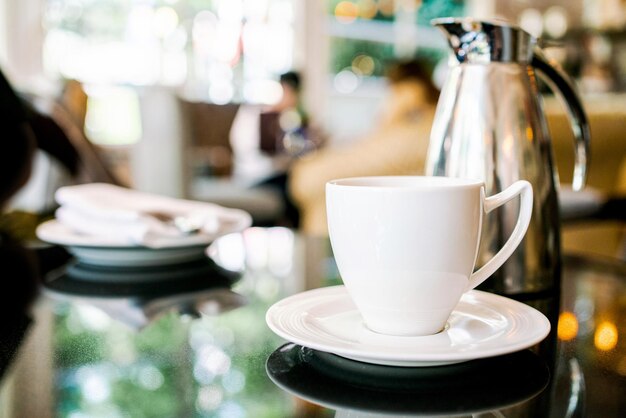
<box><xmin>266</xmin><ymin>286</ymin><xmax>551</xmax><ymax>367</ymax></box>
<box><xmin>267</xmin><ymin>343</ymin><xmax>550</xmax><ymax>416</ymax></box>
<box><xmin>43</xmin><ymin>259</ymin><xmax>245</xmax><ymax>329</ymax></box>
<box><xmin>44</xmin><ymin>259</ymin><xmax>241</xmax><ymax>291</ymax></box>
<box><xmin>36</xmin><ymin>216</ymin><xmax>251</xmax><ymax>267</ymax></box>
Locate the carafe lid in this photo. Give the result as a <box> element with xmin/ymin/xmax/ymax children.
<box><xmin>432</xmin><ymin>17</ymin><xmax>536</xmax><ymax>64</ymax></box>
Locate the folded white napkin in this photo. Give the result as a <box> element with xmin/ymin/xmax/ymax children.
<box><xmin>55</xmin><ymin>183</ymin><xmax>251</xmax><ymax>248</ymax></box>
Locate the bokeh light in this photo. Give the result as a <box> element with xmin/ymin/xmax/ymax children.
<box><xmin>335</xmin><ymin>1</ymin><xmax>359</xmax><ymax>24</ymax></box>
<box><xmin>351</xmin><ymin>54</ymin><xmax>375</xmax><ymax>76</ymax></box>
<box><xmin>136</xmin><ymin>365</ymin><xmax>164</xmax><ymax>390</ymax></box>
<box><xmin>154</xmin><ymin>6</ymin><xmax>179</xmax><ymax>38</ymax></box>
<box><xmin>192</xmin><ymin>10</ymin><xmax>218</xmax><ymax>53</ymax></box>
<box><xmin>334</xmin><ymin>69</ymin><xmax>360</xmax><ymax>93</ymax></box>
<box><xmin>519</xmin><ymin>8</ymin><xmax>543</xmax><ymax>38</ymax></box>
<box><xmin>594</xmin><ymin>321</ymin><xmax>618</xmax><ymax>351</ymax></box>
<box><xmin>544</xmin><ymin>6</ymin><xmax>568</xmax><ymax>39</ymax></box>
<box><xmin>267</xmin><ymin>228</ymin><xmax>295</xmax><ymax>276</ymax></box>
<box><xmin>84</xmin><ymin>86</ymin><xmax>142</xmax><ymax>145</ymax></box>
<box><xmin>222</xmin><ymin>369</ymin><xmax>246</xmax><ymax>394</ymax></box>
<box><xmin>358</xmin><ymin>0</ymin><xmax>378</xmax><ymax>19</ymax></box>
<box><xmin>76</xmin><ymin>367</ymin><xmax>111</xmax><ymax>403</ymax></box>
<box><xmin>207</xmin><ymin>233</ymin><xmax>246</xmax><ymax>271</ymax></box>
<box><xmin>75</xmin><ymin>305</ymin><xmax>112</xmax><ymax>331</ymax></box>
<box><xmin>218</xmin><ymin>401</ymin><xmax>245</xmax><ymax>418</ymax></box>
<box><xmin>557</xmin><ymin>311</ymin><xmax>579</xmax><ymax>341</ymax></box>
<box><xmin>196</xmin><ymin>385</ymin><xmax>223</xmax><ymax>412</ymax></box>
<box><xmin>278</xmin><ymin>109</ymin><xmax>302</xmax><ymax>132</ymax></box>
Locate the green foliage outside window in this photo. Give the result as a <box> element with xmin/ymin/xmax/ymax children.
<box><xmin>328</xmin><ymin>0</ymin><xmax>465</xmax><ymax>78</ymax></box>
<box><xmin>417</xmin><ymin>0</ymin><xmax>464</xmax><ymax>25</ymax></box>
<box><xmin>330</xmin><ymin>38</ymin><xmax>394</xmax><ymax>77</ymax></box>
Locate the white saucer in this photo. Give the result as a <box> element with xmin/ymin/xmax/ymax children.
<box><xmin>37</xmin><ymin>216</ymin><xmax>250</xmax><ymax>267</ymax></box>
<box><xmin>266</xmin><ymin>286</ymin><xmax>551</xmax><ymax>367</ymax></box>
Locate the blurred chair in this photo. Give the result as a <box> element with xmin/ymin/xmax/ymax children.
<box><xmin>176</xmin><ymin>97</ymin><xmax>283</xmax><ymax>225</ymax></box>
<box><xmin>179</xmin><ymin>100</ymin><xmax>239</xmax><ymax>177</ymax></box>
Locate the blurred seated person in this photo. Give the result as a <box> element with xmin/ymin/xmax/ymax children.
<box><xmin>288</xmin><ymin>59</ymin><xmax>440</xmax><ymax>235</ymax></box>
<box><xmin>252</xmin><ymin>71</ymin><xmax>325</xmax><ymax>227</ymax></box>
<box><xmin>0</xmin><ymin>71</ymin><xmax>70</xmax><ymax>371</ymax></box>
<box><xmin>271</xmin><ymin>71</ymin><xmax>301</xmax><ymax>113</ymax></box>
<box><xmin>0</xmin><ymin>69</ymin><xmax>36</xmax><ymax>211</ymax></box>
<box><xmin>0</xmin><ymin>68</ymin><xmax>119</xmax><ymax>240</ymax></box>
<box><xmin>260</xmin><ymin>71</ymin><xmax>321</xmax><ymax>157</ymax></box>
<box><xmin>0</xmin><ymin>68</ymin><xmax>72</xmax><ymax>320</ymax></box>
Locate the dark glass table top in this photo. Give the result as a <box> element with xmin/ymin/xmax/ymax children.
<box><xmin>1</xmin><ymin>228</ymin><xmax>626</xmax><ymax>417</ymax></box>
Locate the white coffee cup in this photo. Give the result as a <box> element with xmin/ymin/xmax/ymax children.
<box><xmin>326</xmin><ymin>176</ymin><xmax>533</xmax><ymax>336</ymax></box>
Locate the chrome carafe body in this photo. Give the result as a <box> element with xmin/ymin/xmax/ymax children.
<box><xmin>426</xmin><ymin>18</ymin><xmax>590</xmax><ymax>294</ymax></box>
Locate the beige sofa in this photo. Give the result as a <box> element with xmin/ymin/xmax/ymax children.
<box><xmin>545</xmin><ymin>94</ymin><xmax>626</xmax><ymax>259</ymax></box>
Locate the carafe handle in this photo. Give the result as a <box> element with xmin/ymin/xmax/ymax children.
<box><xmin>531</xmin><ymin>49</ymin><xmax>590</xmax><ymax>191</ymax></box>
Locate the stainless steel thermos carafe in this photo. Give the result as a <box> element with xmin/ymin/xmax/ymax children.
<box><xmin>426</xmin><ymin>18</ymin><xmax>591</xmax><ymax>294</ymax></box>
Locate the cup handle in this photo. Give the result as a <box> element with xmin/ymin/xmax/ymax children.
<box><xmin>466</xmin><ymin>180</ymin><xmax>534</xmax><ymax>291</ymax></box>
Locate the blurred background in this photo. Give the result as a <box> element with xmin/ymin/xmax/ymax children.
<box><xmin>1</xmin><ymin>0</ymin><xmax>625</xmax><ymax>251</ymax></box>
<box><xmin>1</xmin><ymin>2</ymin><xmax>626</xmax><ymax>417</ymax></box>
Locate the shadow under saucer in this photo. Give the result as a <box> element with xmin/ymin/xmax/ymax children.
<box><xmin>266</xmin><ymin>343</ymin><xmax>550</xmax><ymax>416</ymax></box>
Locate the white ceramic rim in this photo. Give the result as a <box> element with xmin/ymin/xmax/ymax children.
<box><xmin>327</xmin><ymin>176</ymin><xmax>484</xmax><ymax>190</ymax></box>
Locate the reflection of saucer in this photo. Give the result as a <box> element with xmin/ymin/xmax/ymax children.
<box><xmin>267</xmin><ymin>343</ymin><xmax>550</xmax><ymax>416</ymax></box>
<box><xmin>43</xmin><ymin>259</ymin><xmax>245</xmax><ymax>329</ymax></box>
<box><xmin>266</xmin><ymin>286</ymin><xmax>551</xmax><ymax>367</ymax></box>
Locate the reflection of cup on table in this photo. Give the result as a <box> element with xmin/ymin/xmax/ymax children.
<box><xmin>326</xmin><ymin>176</ymin><xmax>533</xmax><ymax>336</ymax></box>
